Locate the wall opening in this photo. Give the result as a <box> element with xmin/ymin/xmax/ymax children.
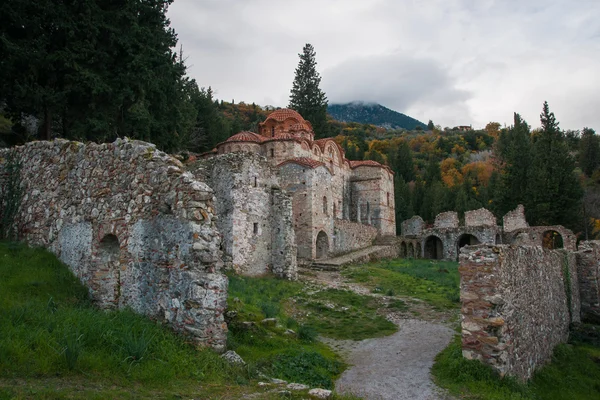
<box><xmin>542</xmin><ymin>230</ymin><xmax>564</xmax><ymax>249</ymax></box>
<box><xmin>333</xmin><ymin>203</ymin><xmax>336</xmax><ymax>219</ymax></box>
<box><xmin>316</xmin><ymin>231</ymin><xmax>329</xmax><ymax>259</ymax></box>
<box><xmin>495</xmin><ymin>234</ymin><xmax>501</xmax><ymax>244</ymax></box>
<box><xmin>408</xmin><ymin>242</ymin><xmax>415</xmax><ymax>258</ymax></box>
<box><xmin>366</xmin><ymin>201</ymin><xmax>370</xmax><ymax>225</ymax></box>
<box><xmin>424</xmin><ymin>236</ymin><xmax>444</xmax><ymax>260</ymax></box>
<box><xmin>323</xmin><ymin>196</ymin><xmax>328</xmax><ymax>215</ymax></box>
<box><xmin>270</xmin><ymin>149</ymin><xmax>274</xmax><ymax>158</ymax></box>
<box><xmin>400</xmin><ymin>241</ymin><xmax>407</xmax><ymax>258</ymax></box>
<box><xmin>457</xmin><ymin>234</ymin><xmax>481</xmax><ymax>254</ymax></box>
<box><xmin>387</xmin><ymin>192</ymin><xmax>390</xmax><ymax>206</ymax></box>
<box><xmin>98</xmin><ymin>234</ymin><xmax>121</xmax><ymax>307</ymax></box>
<box><xmin>416</xmin><ymin>243</ymin><xmax>422</xmax><ymax>259</ymax></box>
<box><xmin>254</xmin><ymin>177</ymin><xmax>257</xmax><ymax>187</ymax></box>
<box><xmin>253</xmin><ymin>223</ymin><xmax>259</xmax><ymax>235</ymax></box>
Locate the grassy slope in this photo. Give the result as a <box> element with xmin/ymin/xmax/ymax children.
<box><xmin>342</xmin><ymin>259</ymin><xmax>460</xmax><ymax>309</ymax></box>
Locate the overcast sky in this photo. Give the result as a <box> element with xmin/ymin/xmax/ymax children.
<box><xmin>168</xmin><ymin>0</ymin><xmax>600</xmax><ymax>130</ymax></box>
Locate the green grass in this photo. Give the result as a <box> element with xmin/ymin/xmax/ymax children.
<box><xmin>0</xmin><ymin>242</ymin><xmax>362</xmax><ymax>398</ymax></box>
<box><xmin>343</xmin><ymin>258</ymin><xmax>460</xmax><ymax>309</ymax></box>
<box><xmin>433</xmin><ymin>333</ymin><xmax>600</xmax><ymax>400</ymax></box>
<box><xmin>297</xmin><ymin>288</ymin><xmax>397</xmax><ymax>340</ymax></box>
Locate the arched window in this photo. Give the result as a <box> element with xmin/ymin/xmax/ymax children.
<box><xmin>271</xmin><ymin>126</ymin><xmax>275</xmax><ymax>137</ymax></box>
<box><xmin>254</xmin><ymin>177</ymin><xmax>257</xmax><ymax>187</ymax></box>
<box><xmin>270</xmin><ymin>148</ymin><xmax>274</xmax><ymax>158</ymax></box>
<box><xmin>323</xmin><ymin>196</ymin><xmax>328</xmax><ymax>214</ymax></box>
<box><xmin>387</xmin><ymin>192</ymin><xmax>390</xmax><ymax>206</ymax></box>
<box><xmin>333</xmin><ymin>203</ymin><xmax>337</xmax><ymax>218</ymax></box>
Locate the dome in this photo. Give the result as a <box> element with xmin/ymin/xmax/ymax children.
<box><xmin>225</xmin><ymin>131</ymin><xmax>264</xmax><ymax>143</ymax></box>
<box><xmin>265</xmin><ymin>108</ymin><xmax>305</xmax><ymax>122</ymax></box>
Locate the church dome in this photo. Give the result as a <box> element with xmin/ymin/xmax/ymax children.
<box><xmin>225</xmin><ymin>131</ymin><xmax>264</xmax><ymax>143</ymax></box>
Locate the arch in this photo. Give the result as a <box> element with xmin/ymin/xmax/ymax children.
<box><xmin>424</xmin><ymin>235</ymin><xmax>444</xmax><ymax>260</ymax></box>
<box><xmin>316</xmin><ymin>231</ymin><xmax>329</xmax><ymax>259</ymax></box>
<box><xmin>408</xmin><ymin>242</ymin><xmax>415</xmax><ymax>258</ymax></box>
<box><xmin>416</xmin><ymin>243</ymin><xmax>422</xmax><ymax>259</ymax></box>
<box><xmin>495</xmin><ymin>234</ymin><xmax>502</xmax><ymax>244</ymax></box>
<box><xmin>98</xmin><ymin>234</ymin><xmax>121</xmax><ymax>308</ymax></box>
<box><xmin>542</xmin><ymin>230</ymin><xmax>564</xmax><ymax>249</ymax></box>
<box><xmin>400</xmin><ymin>241</ymin><xmax>407</xmax><ymax>258</ymax></box>
<box><xmin>312</xmin><ymin>146</ymin><xmax>321</xmax><ymax>157</ymax></box>
<box><xmin>457</xmin><ymin>233</ymin><xmax>481</xmax><ymax>254</ymax></box>
<box><xmin>242</xmin><ymin>145</ymin><xmax>251</xmax><ymax>152</ymax></box>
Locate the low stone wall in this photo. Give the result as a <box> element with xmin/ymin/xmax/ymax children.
<box><xmin>333</xmin><ymin>219</ymin><xmax>378</xmax><ymax>255</ymax></box>
<box><xmin>460</xmin><ymin>245</ymin><xmax>579</xmax><ymax>380</ymax></box>
<box><xmin>576</xmin><ymin>241</ymin><xmax>600</xmax><ymax>323</ymax></box>
<box><xmin>3</xmin><ymin>139</ymin><xmax>227</xmax><ymax>350</ymax></box>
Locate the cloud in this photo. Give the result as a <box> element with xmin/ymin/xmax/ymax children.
<box><xmin>167</xmin><ymin>0</ymin><xmax>600</xmax><ymax>130</ymax></box>
<box><xmin>323</xmin><ymin>54</ymin><xmax>472</xmax><ymax>126</ymax></box>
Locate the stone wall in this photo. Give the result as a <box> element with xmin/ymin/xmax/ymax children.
<box><xmin>332</xmin><ymin>219</ymin><xmax>378</xmax><ymax>255</ymax></box>
<box><xmin>460</xmin><ymin>245</ymin><xmax>580</xmax><ymax>380</ymax></box>
<box><xmin>465</xmin><ymin>208</ymin><xmax>496</xmax><ymax>227</ymax></box>
<box><xmin>502</xmin><ymin>204</ymin><xmax>528</xmax><ymax>232</ymax></box>
<box><xmin>401</xmin><ymin>216</ymin><xmax>424</xmax><ymax>238</ymax></box>
<box><xmin>5</xmin><ymin>139</ymin><xmax>227</xmax><ymax>350</ymax></box>
<box><xmin>576</xmin><ymin>241</ymin><xmax>600</xmax><ymax>323</ymax></box>
<box><xmin>434</xmin><ymin>211</ymin><xmax>459</xmax><ymax>229</ymax></box>
<box><xmin>192</xmin><ymin>152</ymin><xmax>297</xmax><ymax>279</ymax></box>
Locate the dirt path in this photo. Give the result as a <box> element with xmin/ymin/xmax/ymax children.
<box><xmin>299</xmin><ymin>268</ymin><xmax>456</xmax><ymax>400</ymax></box>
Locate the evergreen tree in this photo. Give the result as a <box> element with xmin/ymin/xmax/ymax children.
<box><xmin>427</xmin><ymin>120</ymin><xmax>435</xmax><ymax>130</ymax></box>
<box><xmin>525</xmin><ymin>102</ymin><xmax>583</xmax><ymax>227</ymax></box>
<box><xmin>394</xmin><ymin>176</ymin><xmax>412</xmax><ymax>233</ymax></box>
<box><xmin>579</xmin><ymin>128</ymin><xmax>600</xmax><ymax>177</ymax></box>
<box><xmin>494</xmin><ymin>113</ymin><xmax>532</xmax><ymax>215</ymax></box>
<box><xmin>394</xmin><ymin>141</ymin><xmax>416</xmax><ymax>181</ymax></box>
<box><xmin>289</xmin><ymin>43</ymin><xmax>328</xmax><ymax>137</ymax></box>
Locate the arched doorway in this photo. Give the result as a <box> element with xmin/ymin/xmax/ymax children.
<box><xmin>316</xmin><ymin>231</ymin><xmax>329</xmax><ymax>259</ymax></box>
<box><xmin>424</xmin><ymin>236</ymin><xmax>444</xmax><ymax>260</ymax></box>
<box><xmin>400</xmin><ymin>241</ymin><xmax>407</xmax><ymax>258</ymax></box>
<box><xmin>542</xmin><ymin>230</ymin><xmax>563</xmax><ymax>249</ymax></box>
<box><xmin>408</xmin><ymin>243</ymin><xmax>415</xmax><ymax>258</ymax></box>
<box><xmin>416</xmin><ymin>243</ymin><xmax>422</xmax><ymax>259</ymax></box>
<box><xmin>98</xmin><ymin>234</ymin><xmax>120</xmax><ymax>308</ymax></box>
<box><xmin>457</xmin><ymin>234</ymin><xmax>481</xmax><ymax>254</ymax></box>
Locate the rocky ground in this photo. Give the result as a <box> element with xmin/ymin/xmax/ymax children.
<box><xmin>299</xmin><ymin>268</ymin><xmax>457</xmax><ymax>400</ymax></box>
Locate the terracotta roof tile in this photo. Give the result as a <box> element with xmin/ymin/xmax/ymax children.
<box><xmin>265</xmin><ymin>108</ymin><xmax>305</xmax><ymax>122</ymax></box>
<box><xmin>225</xmin><ymin>131</ymin><xmax>264</xmax><ymax>143</ymax></box>
<box><xmin>349</xmin><ymin>160</ymin><xmax>394</xmax><ymax>174</ymax></box>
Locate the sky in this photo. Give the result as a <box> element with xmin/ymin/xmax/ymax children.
<box><xmin>167</xmin><ymin>0</ymin><xmax>600</xmax><ymax>130</ymax></box>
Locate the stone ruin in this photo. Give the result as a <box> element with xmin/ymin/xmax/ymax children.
<box><xmin>399</xmin><ymin>206</ymin><xmax>600</xmax><ymax>380</ymax></box>
<box><xmin>1</xmin><ymin>139</ymin><xmax>228</xmax><ymax>350</ymax></box>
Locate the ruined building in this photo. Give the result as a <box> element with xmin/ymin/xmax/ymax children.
<box><xmin>196</xmin><ymin>108</ymin><xmax>396</xmax><ymax>275</ymax></box>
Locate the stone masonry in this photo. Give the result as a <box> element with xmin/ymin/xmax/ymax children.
<box><xmin>576</xmin><ymin>241</ymin><xmax>600</xmax><ymax>323</ymax></box>
<box><xmin>460</xmin><ymin>245</ymin><xmax>580</xmax><ymax>380</ymax></box>
<box><xmin>3</xmin><ymin>139</ymin><xmax>228</xmax><ymax>350</ymax></box>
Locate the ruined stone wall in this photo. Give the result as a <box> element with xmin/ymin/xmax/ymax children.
<box><xmin>332</xmin><ymin>219</ymin><xmax>378</xmax><ymax>255</ymax></box>
<box><xmin>6</xmin><ymin>139</ymin><xmax>227</xmax><ymax>350</ymax></box>
<box><xmin>349</xmin><ymin>167</ymin><xmax>395</xmax><ymax>235</ymax></box>
<box><xmin>309</xmin><ymin>167</ymin><xmax>335</xmax><ymax>259</ymax></box>
<box><xmin>401</xmin><ymin>216</ymin><xmax>424</xmax><ymax>238</ymax></box>
<box><xmin>502</xmin><ymin>204</ymin><xmax>528</xmax><ymax>232</ymax></box>
<box><xmin>465</xmin><ymin>208</ymin><xmax>496</xmax><ymax>227</ymax></box>
<box><xmin>576</xmin><ymin>241</ymin><xmax>600</xmax><ymax>323</ymax></box>
<box><xmin>460</xmin><ymin>245</ymin><xmax>580</xmax><ymax>380</ymax></box>
<box><xmin>434</xmin><ymin>211</ymin><xmax>459</xmax><ymax>229</ymax></box>
<box><xmin>193</xmin><ymin>152</ymin><xmax>297</xmax><ymax>279</ymax></box>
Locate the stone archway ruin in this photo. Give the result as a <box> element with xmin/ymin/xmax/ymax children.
<box><xmin>542</xmin><ymin>230</ymin><xmax>564</xmax><ymax>249</ymax></box>
<box><xmin>408</xmin><ymin>243</ymin><xmax>415</xmax><ymax>258</ymax></box>
<box><xmin>316</xmin><ymin>231</ymin><xmax>329</xmax><ymax>259</ymax></box>
<box><xmin>457</xmin><ymin>233</ymin><xmax>481</xmax><ymax>254</ymax></box>
<box><xmin>400</xmin><ymin>241</ymin><xmax>407</xmax><ymax>258</ymax></box>
<box><xmin>424</xmin><ymin>236</ymin><xmax>444</xmax><ymax>260</ymax></box>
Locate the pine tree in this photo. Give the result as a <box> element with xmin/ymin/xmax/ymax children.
<box><xmin>525</xmin><ymin>102</ymin><xmax>583</xmax><ymax>226</ymax></box>
<box><xmin>394</xmin><ymin>141</ymin><xmax>416</xmax><ymax>181</ymax></box>
<box><xmin>289</xmin><ymin>43</ymin><xmax>328</xmax><ymax>137</ymax></box>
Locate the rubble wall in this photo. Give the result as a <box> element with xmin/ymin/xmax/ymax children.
<box><xmin>576</xmin><ymin>241</ymin><xmax>600</xmax><ymax>323</ymax></box>
<box><xmin>4</xmin><ymin>139</ymin><xmax>227</xmax><ymax>350</ymax></box>
<box><xmin>460</xmin><ymin>245</ymin><xmax>579</xmax><ymax>380</ymax></box>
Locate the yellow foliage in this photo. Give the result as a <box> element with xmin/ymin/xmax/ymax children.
<box><xmin>592</xmin><ymin>218</ymin><xmax>600</xmax><ymax>238</ymax></box>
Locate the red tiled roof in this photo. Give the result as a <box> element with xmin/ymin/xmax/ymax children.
<box><xmin>349</xmin><ymin>160</ymin><xmax>394</xmax><ymax>174</ymax></box>
<box><xmin>225</xmin><ymin>131</ymin><xmax>264</xmax><ymax>143</ymax></box>
<box><xmin>265</xmin><ymin>108</ymin><xmax>304</xmax><ymax>122</ymax></box>
<box><xmin>277</xmin><ymin>157</ymin><xmax>326</xmax><ymax>169</ymax></box>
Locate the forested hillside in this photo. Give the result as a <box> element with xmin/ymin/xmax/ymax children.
<box><xmin>328</xmin><ymin>102</ymin><xmax>427</xmax><ymax>130</ymax></box>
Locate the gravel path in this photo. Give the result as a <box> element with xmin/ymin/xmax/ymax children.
<box><xmin>331</xmin><ymin>319</ymin><xmax>455</xmax><ymax>400</ymax></box>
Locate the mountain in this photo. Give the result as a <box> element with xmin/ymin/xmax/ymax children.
<box><xmin>327</xmin><ymin>102</ymin><xmax>427</xmax><ymax>130</ymax></box>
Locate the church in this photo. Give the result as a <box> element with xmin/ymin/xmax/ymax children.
<box><xmin>195</xmin><ymin>109</ymin><xmax>395</xmax><ymax>277</ymax></box>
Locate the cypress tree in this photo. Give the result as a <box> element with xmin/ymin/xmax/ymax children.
<box><xmin>289</xmin><ymin>43</ymin><xmax>328</xmax><ymax>137</ymax></box>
